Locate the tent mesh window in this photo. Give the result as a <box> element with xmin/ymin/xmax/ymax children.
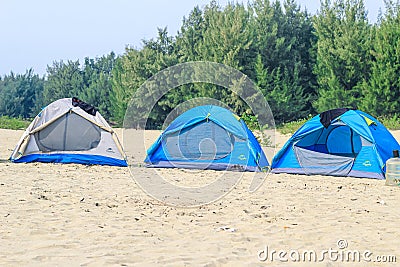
<box><xmin>295</xmin><ymin>124</ymin><xmax>362</xmax><ymax>158</ymax></box>
<box><xmin>163</xmin><ymin>120</ymin><xmax>236</xmax><ymax>160</ymax></box>
<box><xmin>34</xmin><ymin>112</ymin><xmax>101</xmax><ymax>152</ymax></box>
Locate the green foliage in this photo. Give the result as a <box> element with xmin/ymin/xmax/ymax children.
<box><xmin>360</xmin><ymin>0</ymin><xmax>400</xmax><ymax>116</ymax></box>
<box><xmin>176</xmin><ymin>6</ymin><xmax>205</xmax><ymax>61</ymax></box>
<box><xmin>111</xmin><ymin>28</ymin><xmax>179</xmax><ymax>128</ymax></box>
<box><xmin>177</xmin><ymin>1</ymin><xmax>255</xmax><ymax>117</ymax></box>
<box><xmin>0</xmin><ymin>116</ymin><xmax>30</xmax><ymax>130</ymax></box>
<box><xmin>241</xmin><ymin>113</ymin><xmax>260</xmax><ymax>130</ymax></box>
<box><xmin>43</xmin><ymin>60</ymin><xmax>84</xmax><ymax>104</ymax></box>
<box><xmin>198</xmin><ymin>1</ymin><xmax>253</xmax><ymax>69</ymax></box>
<box><xmin>79</xmin><ymin>52</ymin><xmax>117</xmax><ymax>120</ymax></box>
<box><xmin>313</xmin><ymin>0</ymin><xmax>372</xmax><ymax>112</ymax></box>
<box><xmin>277</xmin><ymin>117</ymin><xmax>310</xmax><ymax>134</ymax></box>
<box><xmin>241</xmin><ymin>113</ymin><xmax>273</xmax><ymax>146</ymax></box>
<box><xmin>0</xmin><ymin>69</ymin><xmax>44</xmax><ymax>118</ymax></box>
<box><xmin>277</xmin><ymin>113</ymin><xmax>400</xmax><ymax>134</ymax></box>
<box><xmin>378</xmin><ymin>114</ymin><xmax>400</xmax><ymax>130</ymax></box>
<box><xmin>40</xmin><ymin>54</ymin><xmax>118</xmax><ymax>121</ymax></box>
<box><xmin>252</xmin><ymin>0</ymin><xmax>317</xmax><ymax>123</ymax></box>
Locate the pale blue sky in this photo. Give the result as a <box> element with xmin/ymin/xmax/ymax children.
<box><xmin>0</xmin><ymin>0</ymin><xmax>385</xmax><ymax>76</ymax></box>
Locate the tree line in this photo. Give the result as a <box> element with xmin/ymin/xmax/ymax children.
<box><xmin>0</xmin><ymin>0</ymin><xmax>399</xmax><ymax>127</ymax></box>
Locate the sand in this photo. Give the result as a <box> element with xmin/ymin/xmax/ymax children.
<box><xmin>1</xmin><ymin>128</ymin><xmax>399</xmax><ymax>266</ymax></box>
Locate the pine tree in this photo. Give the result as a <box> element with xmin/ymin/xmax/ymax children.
<box><xmin>360</xmin><ymin>0</ymin><xmax>400</xmax><ymax>116</ymax></box>
<box><xmin>79</xmin><ymin>52</ymin><xmax>117</xmax><ymax>120</ymax></box>
<box><xmin>313</xmin><ymin>0</ymin><xmax>372</xmax><ymax>112</ymax></box>
<box><xmin>0</xmin><ymin>69</ymin><xmax>44</xmax><ymax>118</ymax></box>
<box><xmin>43</xmin><ymin>60</ymin><xmax>84</xmax><ymax>104</ymax></box>
<box><xmin>252</xmin><ymin>0</ymin><xmax>316</xmax><ymax>122</ymax></box>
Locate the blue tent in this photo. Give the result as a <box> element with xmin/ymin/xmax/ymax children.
<box><xmin>145</xmin><ymin>105</ymin><xmax>269</xmax><ymax>171</ymax></box>
<box><xmin>272</xmin><ymin>109</ymin><xmax>400</xmax><ymax>179</ymax></box>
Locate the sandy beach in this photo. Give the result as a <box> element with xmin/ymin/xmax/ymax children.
<box><xmin>1</xmin><ymin>128</ymin><xmax>400</xmax><ymax>266</ymax></box>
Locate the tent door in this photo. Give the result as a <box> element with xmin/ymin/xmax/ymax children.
<box><xmin>294</xmin><ymin>146</ymin><xmax>354</xmax><ymax>176</ymax></box>
<box><xmin>34</xmin><ymin>112</ymin><xmax>101</xmax><ymax>152</ymax></box>
<box><xmin>162</xmin><ymin>120</ymin><xmax>235</xmax><ymax>161</ymax></box>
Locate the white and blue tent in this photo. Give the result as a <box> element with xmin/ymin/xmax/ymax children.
<box><xmin>10</xmin><ymin>98</ymin><xmax>127</xmax><ymax>167</ymax></box>
<box><xmin>145</xmin><ymin>105</ymin><xmax>269</xmax><ymax>171</ymax></box>
<box><xmin>272</xmin><ymin>109</ymin><xmax>400</xmax><ymax>179</ymax></box>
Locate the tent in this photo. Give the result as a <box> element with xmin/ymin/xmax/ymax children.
<box><xmin>10</xmin><ymin>98</ymin><xmax>127</xmax><ymax>167</ymax></box>
<box><xmin>271</xmin><ymin>108</ymin><xmax>400</xmax><ymax>179</ymax></box>
<box><xmin>144</xmin><ymin>105</ymin><xmax>269</xmax><ymax>171</ymax></box>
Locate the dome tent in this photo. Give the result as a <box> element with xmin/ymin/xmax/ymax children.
<box><xmin>145</xmin><ymin>105</ymin><xmax>269</xmax><ymax>171</ymax></box>
<box><xmin>271</xmin><ymin>108</ymin><xmax>400</xmax><ymax>179</ymax></box>
<box><xmin>10</xmin><ymin>98</ymin><xmax>127</xmax><ymax>167</ymax></box>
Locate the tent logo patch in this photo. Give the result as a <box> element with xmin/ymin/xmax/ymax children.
<box><xmin>363</xmin><ymin>160</ymin><xmax>372</xmax><ymax>167</ymax></box>
<box><xmin>238</xmin><ymin>154</ymin><xmax>247</xmax><ymax>160</ymax></box>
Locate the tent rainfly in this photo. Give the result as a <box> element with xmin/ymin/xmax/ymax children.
<box><xmin>10</xmin><ymin>98</ymin><xmax>127</xmax><ymax>167</ymax></box>
<box><xmin>271</xmin><ymin>108</ymin><xmax>400</xmax><ymax>179</ymax></box>
<box><xmin>145</xmin><ymin>105</ymin><xmax>269</xmax><ymax>172</ymax></box>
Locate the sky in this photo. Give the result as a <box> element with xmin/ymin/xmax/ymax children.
<box><xmin>0</xmin><ymin>0</ymin><xmax>386</xmax><ymax>77</ymax></box>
